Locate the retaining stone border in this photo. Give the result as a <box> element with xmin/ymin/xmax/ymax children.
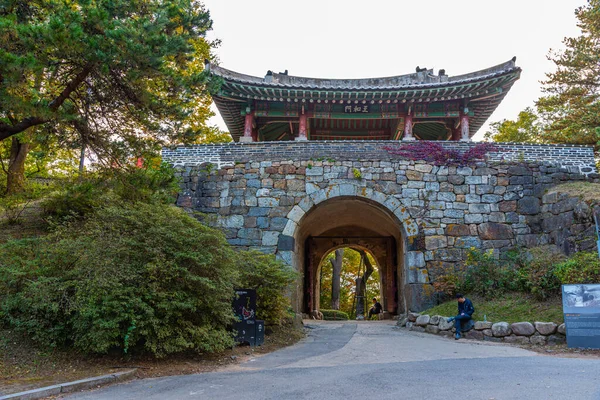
<box><xmin>0</xmin><ymin>369</ymin><xmax>137</xmax><ymax>400</ymax></box>
<box><xmin>398</xmin><ymin>312</ymin><xmax>566</xmax><ymax>345</ymax></box>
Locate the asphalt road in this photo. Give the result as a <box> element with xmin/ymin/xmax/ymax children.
<box><xmin>64</xmin><ymin>321</ymin><xmax>600</xmax><ymax>400</ymax></box>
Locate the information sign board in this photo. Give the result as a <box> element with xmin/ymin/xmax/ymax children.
<box><xmin>562</xmin><ymin>284</ymin><xmax>600</xmax><ymax>349</ymax></box>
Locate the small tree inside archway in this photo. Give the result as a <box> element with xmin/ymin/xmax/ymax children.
<box><xmin>319</xmin><ymin>248</ymin><xmax>380</xmax><ymax>318</ymax></box>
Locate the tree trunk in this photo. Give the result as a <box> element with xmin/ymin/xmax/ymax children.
<box><xmin>6</xmin><ymin>137</ymin><xmax>29</xmax><ymax>195</ymax></box>
<box><xmin>330</xmin><ymin>249</ymin><xmax>344</xmax><ymax>310</ymax></box>
<box><xmin>355</xmin><ymin>251</ymin><xmax>374</xmax><ymax>318</ymax></box>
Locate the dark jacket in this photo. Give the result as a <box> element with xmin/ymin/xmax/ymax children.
<box><xmin>458</xmin><ymin>298</ymin><xmax>475</xmax><ymax>317</ymax></box>
<box><xmin>372</xmin><ymin>302</ymin><xmax>382</xmax><ymax>313</ymax></box>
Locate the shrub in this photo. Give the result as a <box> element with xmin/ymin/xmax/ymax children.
<box><xmin>236</xmin><ymin>251</ymin><xmax>298</xmax><ymax>326</ymax></box>
<box><xmin>42</xmin><ymin>164</ymin><xmax>179</xmax><ymax>221</ymax></box>
<box><xmin>554</xmin><ymin>252</ymin><xmax>600</xmax><ymax>284</ymax></box>
<box><xmin>320</xmin><ymin>309</ymin><xmax>349</xmax><ymax>320</ymax></box>
<box><xmin>513</xmin><ymin>246</ymin><xmax>565</xmax><ymax>300</ymax></box>
<box><xmin>0</xmin><ymin>203</ymin><xmax>239</xmax><ymax>357</ymax></box>
<box><xmin>462</xmin><ymin>248</ymin><xmax>516</xmax><ymax>298</ymax></box>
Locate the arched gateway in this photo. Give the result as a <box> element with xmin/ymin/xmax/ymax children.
<box><xmin>165</xmin><ymin>57</ymin><xmax>598</xmax><ymax>315</ymax></box>
<box><xmin>276</xmin><ymin>185</ymin><xmax>419</xmax><ymax>316</ymax></box>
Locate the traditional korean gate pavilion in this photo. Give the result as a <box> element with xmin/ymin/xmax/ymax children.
<box><xmin>206</xmin><ymin>57</ymin><xmax>520</xmax><ymax>142</ymax></box>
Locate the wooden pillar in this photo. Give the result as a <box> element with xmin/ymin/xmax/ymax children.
<box><xmin>240</xmin><ymin>112</ymin><xmax>255</xmax><ymax>142</ymax></box>
<box><xmin>451</xmin><ymin>124</ymin><xmax>461</xmax><ymax>141</ymax></box>
<box><xmin>460</xmin><ymin>113</ymin><xmax>471</xmax><ymax>142</ymax></box>
<box><xmin>402</xmin><ymin>114</ymin><xmax>415</xmax><ymax>141</ymax></box>
<box><xmin>385</xmin><ymin>238</ymin><xmax>395</xmax><ymax>314</ymax></box>
<box><xmin>297</xmin><ymin>113</ymin><xmax>308</xmax><ymax>141</ymax></box>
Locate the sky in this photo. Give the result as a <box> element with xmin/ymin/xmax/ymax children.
<box><xmin>202</xmin><ymin>0</ymin><xmax>584</xmax><ymax>141</ymax></box>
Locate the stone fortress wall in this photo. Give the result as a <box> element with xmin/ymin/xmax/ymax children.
<box><xmin>165</xmin><ymin>141</ymin><xmax>599</xmax><ymax>311</ymax></box>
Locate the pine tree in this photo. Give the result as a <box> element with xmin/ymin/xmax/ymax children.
<box><xmin>0</xmin><ymin>0</ymin><xmax>220</xmax><ymax>193</ymax></box>
<box><xmin>537</xmin><ymin>0</ymin><xmax>600</xmax><ymax>146</ymax></box>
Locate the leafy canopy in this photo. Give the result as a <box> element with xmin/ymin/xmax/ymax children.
<box><xmin>0</xmin><ymin>0</ymin><xmax>226</xmax><ymax>161</ymax></box>
<box><xmin>536</xmin><ymin>0</ymin><xmax>600</xmax><ymax>145</ymax></box>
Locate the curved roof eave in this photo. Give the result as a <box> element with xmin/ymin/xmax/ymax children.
<box><xmin>206</xmin><ymin>58</ymin><xmax>521</xmax><ymax>92</ymax></box>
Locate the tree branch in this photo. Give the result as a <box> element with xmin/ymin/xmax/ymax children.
<box><xmin>0</xmin><ymin>63</ymin><xmax>94</xmax><ymax>141</ymax></box>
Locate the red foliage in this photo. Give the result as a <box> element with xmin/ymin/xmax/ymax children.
<box><xmin>383</xmin><ymin>142</ymin><xmax>498</xmax><ymax>166</ymax></box>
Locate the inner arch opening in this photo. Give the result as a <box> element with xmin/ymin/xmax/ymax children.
<box><xmin>291</xmin><ymin>196</ymin><xmax>406</xmax><ymax>318</ymax></box>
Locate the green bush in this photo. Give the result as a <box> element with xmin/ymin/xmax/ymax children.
<box><xmin>320</xmin><ymin>309</ymin><xmax>349</xmax><ymax>320</ymax></box>
<box><xmin>42</xmin><ymin>164</ymin><xmax>179</xmax><ymax>221</ymax></box>
<box><xmin>0</xmin><ymin>203</ymin><xmax>239</xmax><ymax>357</ymax></box>
<box><xmin>554</xmin><ymin>252</ymin><xmax>600</xmax><ymax>284</ymax></box>
<box><xmin>514</xmin><ymin>246</ymin><xmax>565</xmax><ymax>300</ymax></box>
<box><xmin>463</xmin><ymin>249</ymin><xmax>517</xmax><ymax>298</ymax></box>
<box><xmin>236</xmin><ymin>251</ymin><xmax>298</xmax><ymax>326</ymax></box>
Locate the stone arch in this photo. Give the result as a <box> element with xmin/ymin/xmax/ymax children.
<box><xmin>275</xmin><ymin>182</ymin><xmax>421</xmax><ymax>316</ymax></box>
<box><xmin>279</xmin><ymin>183</ymin><xmax>419</xmax><ymax>242</ymax></box>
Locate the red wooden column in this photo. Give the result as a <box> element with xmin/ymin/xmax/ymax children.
<box><xmin>460</xmin><ymin>113</ymin><xmax>471</xmax><ymax>142</ymax></box>
<box><xmin>240</xmin><ymin>112</ymin><xmax>255</xmax><ymax>142</ymax></box>
<box><xmin>297</xmin><ymin>113</ymin><xmax>308</xmax><ymax>141</ymax></box>
<box><xmin>402</xmin><ymin>114</ymin><xmax>415</xmax><ymax>141</ymax></box>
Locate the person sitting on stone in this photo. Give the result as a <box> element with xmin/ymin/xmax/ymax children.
<box><xmin>368</xmin><ymin>298</ymin><xmax>383</xmax><ymax>319</ymax></box>
<box><xmin>447</xmin><ymin>293</ymin><xmax>474</xmax><ymax>340</ymax></box>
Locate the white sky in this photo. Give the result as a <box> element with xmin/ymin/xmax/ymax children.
<box><xmin>203</xmin><ymin>0</ymin><xmax>584</xmax><ymax>140</ymax></box>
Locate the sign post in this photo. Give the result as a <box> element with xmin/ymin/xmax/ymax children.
<box><xmin>562</xmin><ymin>284</ymin><xmax>600</xmax><ymax>348</ymax></box>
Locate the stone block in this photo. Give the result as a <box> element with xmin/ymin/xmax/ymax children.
<box><xmin>481</xmin><ymin>194</ymin><xmax>503</xmax><ymax>203</ymax></box>
<box><xmin>425</xmin><ymin>236</ymin><xmax>448</xmax><ymax>250</ymax></box>
<box><xmin>277</xmin><ymin>234</ymin><xmax>295</xmax><ymax>251</ymax></box>
<box><xmin>466</xmin><ymin>194</ymin><xmax>481</xmax><ymax>203</ymax></box>
<box><xmin>282</xmin><ymin>220</ymin><xmax>297</xmax><ymax>236</ymax></box>
<box><xmin>444</xmin><ymin>209</ymin><xmax>464</xmax><ymax>218</ymax></box>
<box><xmin>406</xmin><ymin>170</ymin><xmax>424</xmax><ymax>180</ymax></box>
<box><xmin>518</xmin><ymin>197</ymin><xmax>541</xmax><ymax>215</ymax></box>
<box><xmin>454</xmin><ymin>236</ymin><xmax>482</xmax><ymax>248</ymax></box>
<box><xmin>547</xmin><ymin>334</ymin><xmax>566</xmax><ymax>345</ymax></box>
<box><xmin>438</xmin><ymin>318</ymin><xmax>454</xmax><ymax>331</ymax></box>
<box><xmin>489</xmin><ymin>212</ymin><xmax>506</xmax><ymax>223</ymax></box>
<box><xmin>465</xmin><ymin>176</ymin><xmax>482</xmax><ymax>185</ymax></box>
<box><xmin>463</xmin><ymin>330</ymin><xmax>484</xmax><ymax>340</ymax></box>
<box><xmin>287</xmin><ymin>205</ymin><xmax>305</xmax><ymax>223</ymax></box>
<box><xmin>475</xmin><ymin>185</ymin><xmax>495</xmax><ymax>195</ymax></box>
<box><xmin>415</xmin><ymin>314</ymin><xmax>431</xmax><ymax>326</ymax></box>
<box><xmin>437</xmin><ymin>192</ymin><xmax>456</xmax><ymax>202</ymax></box>
<box><xmin>430</xmin><ymin>315</ymin><xmax>441</xmax><ymax>325</ymax></box>
<box><xmin>465</xmin><ymin>213</ymin><xmax>483</xmax><ymax>224</ymax></box>
<box><xmin>425</xmin><ymin>325</ymin><xmax>441</xmax><ymax>334</ymax></box>
<box><xmin>262</xmin><ymin>231</ymin><xmax>280</xmax><ymax>246</ymax></box>
<box><xmin>478</xmin><ymin>223</ymin><xmax>514</xmax><ymax>240</ymax></box>
<box><xmin>415</xmin><ymin>164</ymin><xmax>433</xmax><ymax>173</ymax></box>
<box><xmin>469</xmin><ymin>203</ymin><xmax>491</xmax><ymax>214</ymax></box>
<box><xmin>408</xmin><ymin>312</ymin><xmax>420</xmax><ymax>322</ymax></box>
<box><xmin>446</xmin><ymin>224</ymin><xmax>471</xmax><ymax>236</ymax></box>
<box><xmin>535</xmin><ymin>322</ymin><xmax>557</xmax><ymax>336</ymax></box>
<box><xmin>511</xmin><ymin>322</ymin><xmax>535</xmax><ymax>336</ymax></box>
<box><xmin>218</xmin><ymin>215</ymin><xmax>244</xmax><ymax>228</ymax></box>
<box><xmin>306</xmin><ymin>166</ymin><xmax>323</xmax><ymax>176</ymax></box>
<box><xmin>492</xmin><ymin>322</ymin><xmax>512</xmax><ymax>337</ymax></box>
<box><xmin>238</xmin><ymin>228</ymin><xmax>261</xmax><ymax>240</ymax></box>
<box><xmin>474</xmin><ymin>321</ymin><xmax>493</xmax><ymax>330</ymax></box>
<box><xmin>407</xmin><ymin>251</ymin><xmax>426</xmax><ymax>268</ymax></box>
<box><xmin>530</xmin><ymin>334</ymin><xmax>547</xmax><ymax>345</ymax></box>
<box><xmin>557</xmin><ymin>323</ymin><xmax>566</xmax><ymax>335</ymax></box>
<box><xmin>248</xmin><ymin>207</ymin><xmax>270</xmax><ymax>217</ymax></box>
<box><xmin>448</xmin><ymin>175</ymin><xmax>465</xmax><ymax>185</ymax></box>
<box><xmin>258</xmin><ymin>197</ymin><xmax>279</xmax><ymax>207</ymax></box>
<box><xmin>503</xmin><ymin>335</ymin><xmax>530</xmax><ymax>344</ymax></box>
<box><xmin>457</xmin><ymin>167</ymin><xmax>473</xmax><ymax>175</ymax></box>
<box><xmin>482</xmin><ymin>329</ymin><xmax>493</xmax><ymax>337</ymax></box>
<box><xmin>408</xmin><ymin>266</ymin><xmax>429</xmax><ymax>283</ymax></box>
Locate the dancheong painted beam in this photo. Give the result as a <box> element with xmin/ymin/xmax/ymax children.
<box><xmin>206</xmin><ymin>58</ymin><xmax>521</xmax><ymax>143</ymax></box>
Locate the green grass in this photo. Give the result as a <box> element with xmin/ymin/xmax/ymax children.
<box><xmin>547</xmin><ymin>182</ymin><xmax>600</xmax><ymax>203</ymax></box>
<box><xmin>421</xmin><ymin>294</ymin><xmax>564</xmax><ymax>324</ymax></box>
